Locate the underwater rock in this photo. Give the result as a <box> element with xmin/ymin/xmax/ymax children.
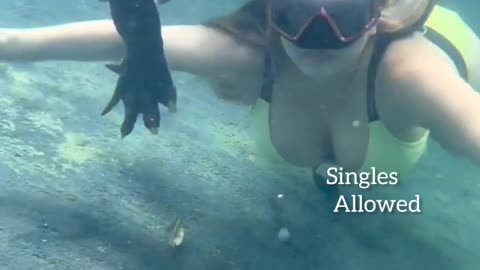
<box><xmin>277</xmin><ymin>227</ymin><xmax>290</xmax><ymax>242</ymax></box>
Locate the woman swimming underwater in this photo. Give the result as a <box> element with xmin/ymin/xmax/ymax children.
<box><xmin>1</xmin><ymin>0</ymin><xmax>480</xmax><ymax>189</ymax></box>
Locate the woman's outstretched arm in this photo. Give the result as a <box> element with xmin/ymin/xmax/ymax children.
<box><xmin>0</xmin><ymin>20</ymin><xmax>265</xmax><ymax>104</ymax></box>
<box><xmin>0</xmin><ymin>20</ymin><xmax>263</xmax><ymax>77</ymax></box>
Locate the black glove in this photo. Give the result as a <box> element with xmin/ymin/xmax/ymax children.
<box><xmin>100</xmin><ymin>0</ymin><xmax>177</xmax><ymax>138</ymax></box>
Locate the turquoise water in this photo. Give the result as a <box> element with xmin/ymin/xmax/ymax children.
<box><xmin>0</xmin><ymin>1</ymin><xmax>479</xmax><ymax>269</ymax></box>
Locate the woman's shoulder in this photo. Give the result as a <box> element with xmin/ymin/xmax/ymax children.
<box><xmin>202</xmin><ymin>0</ymin><xmax>268</xmax><ymax>48</ymax></box>
<box><xmin>378</xmin><ymin>1</ymin><xmax>480</xmax><ymax>83</ymax></box>
<box><xmin>375</xmin><ymin>32</ymin><xmax>459</xmax><ymax>96</ymax></box>
<box><xmin>372</xmin><ymin>33</ymin><xmax>450</xmax><ymax>135</ymax></box>
<box><xmin>385</xmin><ymin>32</ymin><xmax>454</xmax><ymax>64</ymax></box>
<box><xmin>380</xmin><ymin>27</ymin><xmax>480</xmax><ymax>91</ymax></box>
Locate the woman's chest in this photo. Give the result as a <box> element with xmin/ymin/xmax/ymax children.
<box><xmin>266</xmin><ymin>79</ymin><xmax>371</xmax><ymax>170</ymax></box>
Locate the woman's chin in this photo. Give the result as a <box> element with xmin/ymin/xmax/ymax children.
<box><xmin>299</xmin><ymin>66</ymin><xmax>340</xmax><ymax>82</ymax></box>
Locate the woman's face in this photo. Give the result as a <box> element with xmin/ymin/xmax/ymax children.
<box><xmin>281</xmin><ymin>27</ymin><xmax>375</xmax><ymax>81</ymax></box>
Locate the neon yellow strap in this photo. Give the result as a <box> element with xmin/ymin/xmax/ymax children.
<box><xmin>425</xmin><ymin>5</ymin><xmax>474</xmax><ymax>59</ymax></box>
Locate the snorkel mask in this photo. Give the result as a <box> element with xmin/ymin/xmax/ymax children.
<box><xmin>268</xmin><ymin>0</ymin><xmax>384</xmax><ymax>49</ymax></box>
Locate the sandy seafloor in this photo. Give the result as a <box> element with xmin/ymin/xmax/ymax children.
<box><xmin>0</xmin><ymin>1</ymin><xmax>479</xmax><ymax>269</ymax></box>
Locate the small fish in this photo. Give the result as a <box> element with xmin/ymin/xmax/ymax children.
<box><xmin>168</xmin><ymin>217</ymin><xmax>185</xmax><ymax>248</ymax></box>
